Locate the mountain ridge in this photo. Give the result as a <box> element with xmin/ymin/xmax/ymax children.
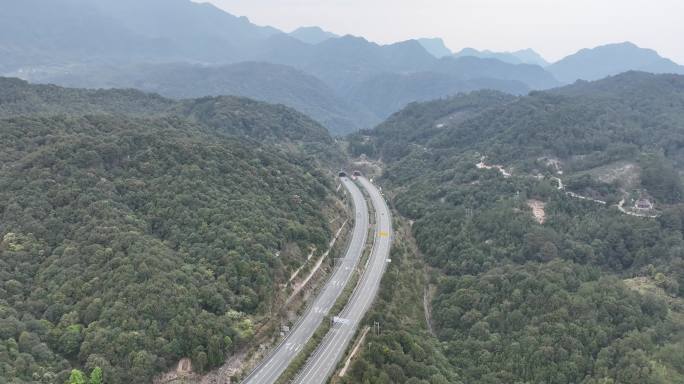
<box><xmin>0</xmin><ymin>76</ymin><xmax>335</xmax><ymax>146</ymax></box>
<box><xmin>453</xmin><ymin>47</ymin><xmax>549</xmax><ymax>66</ymax></box>
<box><xmin>289</xmin><ymin>26</ymin><xmax>339</xmax><ymax>44</ymax></box>
<box><xmin>417</xmin><ymin>38</ymin><xmax>454</xmax><ymax>58</ymax></box>
<box><xmin>548</xmin><ymin>42</ymin><xmax>684</xmax><ymax>83</ymax></box>
<box><xmin>12</xmin><ymin>62</ymin><xmax>376</xmax><ymax>135</ymax></box>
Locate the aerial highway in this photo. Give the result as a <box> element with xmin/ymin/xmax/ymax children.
<box><xmin>241</xmin><ymin>176</ymin><xmax>369</xmax><ymax>384</ymax></box>
<box><xmin>293</xmin><ymin>176</ymin><xmax>393</xmax><ymax>384</ymax></box>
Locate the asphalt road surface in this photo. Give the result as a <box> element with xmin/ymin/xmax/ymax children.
<box><xmin>241</xmin><ymin>177</ymin><xmax>369</xmax><ymax>384</ymax></box>
<box><xmin>293</xmin><ymin>177</ymin><xmax>393</xmax><ymax>384</ymax></box>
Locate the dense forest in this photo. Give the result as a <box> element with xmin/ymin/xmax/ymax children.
<box><xmin>21</xmin><ymin>62</ymin><xmax>379</xmax><ymax>135</ymax></box>
<box><xmin>0</xmin><ymin>81</ymin><xmax>342</xmax><ymax>383</ymax></box>
<box><xmin>3</xmin><ymin>68</ymin><xmax>684</xmax><ymax>384</ymax></box>
<box><xmin>354</xmin><ymin>72</ymin><xmax>684</xmax><ymax>170</ymax></box>
<box><xmin>344</xmin><ymin>72</ymin><xmax>684</xmax><ymax>383</ymax></box>
<box><xmin>0</xmin><ymin>78</ymin><xmax>337</xmax><ymax>156</ymax></box>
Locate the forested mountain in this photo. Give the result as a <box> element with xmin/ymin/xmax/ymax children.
<box><xmin>1</xmin><ymin>0</ymin><xmax>564</xmax><ymax>135</ymax></box>
<box><xmin>431</xmin><ymin>56</ymin><xmax>559</xmax><ymax>89</ymax></box>
<box><xmin>0</xmin><ymin>77</ymin><xmax>335</xmax><ymax>150</ymax></box>
<box><xmin>88</xmin><ymin>0</ymin><xmax>280</xmax><ymax>57</ymax></box>
<box><xmin>14</xmin><ymin>52</ymin><xmax>555</xmax><ymax>134</ymax></box>
<box><xmin>173</xmin><ymin>96</ymin><xmax>334</xmax><ymax>147</ymax></box>
<box><xmin>355</xmin><ymin>90</ymin><xmax>517</xmax><ymax>161</ymax></box>
<box><xmin>344</xmin><ymin>72</ymin><xmax>526</xmax><ymax>120</ymax></box>
<box><xmin>14</xmin><ymin>62</ymin><xmax>376</xmax><ymax>135</ymax></box>
<box><xmin>430</xmin><ymin>72</ymin><xmax>684</xmax><ymax>171</ymax></box>
<box><xmin>344</xmin><ymin>72</ymin><xmax>684</xmax><ymax>383</ymax></box>
<box><xmin>0</xmin><ymin>80</ymin><xmax>343</xmax><ymax>383</ymax></box>
<box><xmin>0</xmin><ymin>78</ymin><xmax>175</xmax><ymax>118</ymax></box>
<box><xmin>548</xmin><ymin>42</ymin><xmax>684</xmax><ymax>83</ymax></box>
<box><xmin>257</xmin><ymin>36</ymin><xmax>437</xmax><ymax>92</ymax></box>
<box><xmin>360</xmin><ymin>72</ymin><xmax>684</xmax><ymax>171</ymax></box>
<box><xmin>1</xmin><ymin>0</ymin><xmax>559</xmax><ymax>96</ymax></box>
<box><xmin>4</xmin><ymin>1</ymin><xmax>684</xmax><ymax>383</ymax></box>
<box><xmin>6</xmin><ymin>0</ymin><xmax>684</xmax><ymax>140</ymax></box>
<box><xmin>0</xmin><ymin>0</ymin><xmax>279</xmax><ymax>70</ymax></box>
<box><xmin>324</xmin><ymin>54</ymin><xmax>554</xmax><ymax>117</ymax></box>
<box><xmin>0</xmin><ymin>0</ymin><xmax>164</xmax><ymax>73</ymax></box>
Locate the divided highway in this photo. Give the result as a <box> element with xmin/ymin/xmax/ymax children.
<box><xmin>241</xmin><ymin>177</ymin><xmax>369</xmax><ymax>384</ymax></box>
<box><xmin>293</xmin><ymin>177</ymin><xmax>393</xmax><ymax>384</ymax></box>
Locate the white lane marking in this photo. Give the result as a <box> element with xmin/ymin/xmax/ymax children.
<box><xmin>250</xmin><ymin>179</ymin><xmax>383</xmax><ymax>384</ymax></box>
<box><xmin>296</xmin><ymin>181</ymin><xmax>392</xmax><ymax>384</ymax></box>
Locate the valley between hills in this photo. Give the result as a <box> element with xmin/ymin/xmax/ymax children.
<box><xmin>1</xmin><ymin>2</ymin><xmax>684</xmax><ymax>384</ymax></box>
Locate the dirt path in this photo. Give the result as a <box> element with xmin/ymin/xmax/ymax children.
<box><xmin>552</xmin><ymin>176</ymin><xmax>607</xmax><ymax>204</ymax></box>
<box><xmin>476</xmin><ymin>157</ymin><xmax>511</xmax><ymax>178</ymax></box>
<box><xmin>289</xmin><ymin>248</ymin><xmax>317</xmax><ymax>283</ymax></box>
<box><xmin>618</xmin><ymin>199</ymin><xmax>659</xmax><ymax>218</ymax></box>
<box><xmin>337</xmin><ymin>327</ymin><xmax>370</xmax><ymax>378</ymax></box>
<box><xmin>551</xmin><ymin>177</ymin><xmax>564</xmax><ymax>190</ymax></box>
<box><xmin>287</xmin><ymin>220</ymin><xmax>348</xmax><ymax>304</ymax></box>
<box><xmin>479</xmin><ymin>158</ymin><xmax>662</xmax><ymax>219</ymax></box>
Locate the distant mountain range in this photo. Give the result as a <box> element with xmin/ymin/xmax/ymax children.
<box><xmin>289</xmin><ymin>26</ymin><xmax>339</xmax><ymax>44</ymax></box>
<box><xmin>417</xmin><ymin>38</ymin><xmax>454</xmax><ymax>58</ymax></box>
<box><xmin>431</xmin><ymin>56</ymin><xmax>558</xmax><ymax>89</ymax></box>
<box><xmin>2</xmin><ymin>0</ymin><xmax>683</xmax><ymax>134</ymax></box>
<box><xmin>344</xmin><ymin>72</ymin><xmax>528</xmax><ymax>119</ymax></box>
<box><xmin>547</xmin><ymin>42</ymin><xmax>684</xmax><ymax>83</ymax></box>
<box><xmin>453</xmin><ymin>47</ymin><xmax>549</xmax><ymax>67</ymax></box>
<box><xmin>16</xmin><ymin>61</ymin><xmax>377</xmax><ymax>135</ymax></box>
<box><xmin>0</xmin><ymin>0</ymin><xmax>280</xmax><ymax>67</ymax></box>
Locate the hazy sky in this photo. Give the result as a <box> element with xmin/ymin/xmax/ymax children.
<box><xmin>200</xmin><ymin>0</ymin><xmax>684</xmax><ymax>63</ymax></box>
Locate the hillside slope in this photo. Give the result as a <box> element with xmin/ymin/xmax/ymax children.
<box><xmin>0</xmin><ymin>77</ymin><xmax>337</xmax><ymax>150</ymax></box>
<box><xmin>0</xmin><ymin>82</ymin><xmax>343</xmax><ymax>383</ymax></box>
<box><xmin>345</xmin><ymin>72</ymin><xmax>684</xmax><ymax>384</ymax></box>
<box><xmin>14</xmin><ymin>63</ymin><xmax>377</xmax><ymax>135</ymax></box>
<box><xmin>431</xmin><ymin>72</ymin><xmax>684</xmax><ymax>170</ymax></box>
<box><xmin>344</xmin><ymin>73</ymin><xmax>526</xmax><ymax>121</ymax></box>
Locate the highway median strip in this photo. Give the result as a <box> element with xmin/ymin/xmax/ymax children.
<box><xmin>274</xmin><ymin>185</ymin><xmax>377</xmax><ymax>384</ymax></box>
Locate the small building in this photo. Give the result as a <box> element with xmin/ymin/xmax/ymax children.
<box><xmin>635</xmin><ymin>198</ymin><xmax>654</xmax><ymax>211</ymax></box>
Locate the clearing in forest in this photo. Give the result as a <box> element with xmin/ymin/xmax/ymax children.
<box><xmin>527</xmin><ymin>199</ymin><xmax>546</xmax><ymax>224</ymax></box>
